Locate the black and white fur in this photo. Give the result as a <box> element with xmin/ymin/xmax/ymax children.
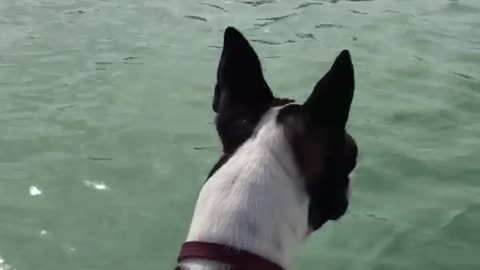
<box><xmin>179</xmin><ymin>27</ymin><xmax>358</xmax><ymax>270</ymax></box>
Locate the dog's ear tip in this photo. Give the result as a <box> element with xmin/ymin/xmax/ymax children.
<box><xmin>336</xmin><ymin>50</ymin><xmax>353</xmax><ymax>66</ymax></box>
<box><xmin>339</xmin><ymin>49</ymin><xmax>351</xmax><ymax>56</ymax></box>
<box><xmin>225</xmin><ymin>26</ymin><xmax>237</xmax><ymax>33</ymax></box>
<box><xmin>331</xmin><ymin>49</ymin><xmax>355</xmax><ymax>88</ymax></box>
<box><xmin>224</xmin><ymin>26</ymin><xmax>241</xmax><ymax>39</ymax></box>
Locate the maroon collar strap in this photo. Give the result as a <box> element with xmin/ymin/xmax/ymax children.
<box><xmin>178</xmin><ymin>241</ymin><xmax>284</xmax><ymax>270</ymax></box>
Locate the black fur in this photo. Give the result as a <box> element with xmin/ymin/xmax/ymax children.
<box><xmin>212</xmin><ymin>27</ymin><xmax>295</xmax><ymax>155</ymax></box>
<box><xmin>208</xmin><ymin>27</ymin><xmax>358</xmax><ymax>231</ymax></box>
<box><xmin>277</xmin><ymin>50</ymin><xmax>357</xmax><ymax>229</ymax></box>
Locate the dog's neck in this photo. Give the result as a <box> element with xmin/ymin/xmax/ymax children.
<box><xmin>182</xmin><ymin>109</ymin><xmax>310</xmax><ymax>269</ymax></box>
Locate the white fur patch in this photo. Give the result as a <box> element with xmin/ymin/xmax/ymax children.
<box><xmin>178</xmin><ymin>259</ymin><xmax>233</xmax><ymax>270</ymax></box>
<box><xmin>185</xmin><ymin>107</ymin><xmax>310</xmax><ymax>269</ymax></box>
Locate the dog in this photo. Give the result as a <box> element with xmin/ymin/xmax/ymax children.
<box><xmin>176</xmin><ymin>26</ymin><xmax>358</xmax><ymax>270</ymax></box>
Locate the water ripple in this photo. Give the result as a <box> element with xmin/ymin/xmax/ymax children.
<box><xmin>250</xmin><ymin>39</ymin><xmax>283</xmax><ymax>45</ymax></box>
<box><xmin>315</xmin><ymin>23</ymin><xmax>344</xmax><ymax>29</ymax></box>
<box><xmin>255</xmin><ymin>12</ymin><xmax>297</xmax><ymax>27</ymax></box>
<box><xmin>200</xmin><ymin>2</ymin><xmax>228</xmax><ymax>12</ymax></box>
<box><xmin>452</xmin><ymin>72</ymin><xmax>475</xmax><ymax>81</ymax></box>
<box><xmin>237</xmin><ymin>0</ymin><xmax>276</xmax><ymax>7</ymax></box>
<box><xmin>184</xmin><ymin>15</ymin><xmax>208</xmax><ymax>22</ymax></box>
<box><xmin>296</xmin><ymin>33</ymin><xmax>316</xmax><ymax>40</ymax></box>
<box><xmin>349</xmin><ymin>9</ymin><xmax>368</xmax><ymax>15</ymax></box>
<box><xmin>294</xmin><ymin>2</ymin><xmax>324</xmax><ymax>10</ymax></box>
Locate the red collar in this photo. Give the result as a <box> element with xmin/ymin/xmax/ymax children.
<box><xmin>177</xmin><ymin>241</ymin><xmax>284</xmax><ymax>270</ymax></box>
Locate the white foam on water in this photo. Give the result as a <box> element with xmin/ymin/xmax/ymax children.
<box><xmin>0</xmin><ymin>256</ymin><xmax>16</xmax><ymax>270</ymax></box>
<box><xmin>83</xmin><ymin>180</ymin><xmax>109</xmax><ymax>191</ymax></box>
<box><xmin>29</xmin><ymin>186</ymin><xmax>42</xmax><ymax>196</ymax></box>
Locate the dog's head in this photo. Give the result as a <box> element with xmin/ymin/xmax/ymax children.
<box><xmin>208</xmin><ymin>27</ymin><xmax>358</xmax><ymax>232</ymax></box>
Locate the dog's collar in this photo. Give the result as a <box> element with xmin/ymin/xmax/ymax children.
<box><xmin>177</xmin><ymin>241</ymin><xmax>284</xmax><ymax>270</ymax></box>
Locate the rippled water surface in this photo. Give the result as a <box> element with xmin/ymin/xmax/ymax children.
<box><xmin>1</xmin><ymin>0</ymin><xmax>479</xmax><ymax>269</ymax></box>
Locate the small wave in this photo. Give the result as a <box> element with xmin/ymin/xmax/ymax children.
<box><xmin>315</xmin><ymin>23</ymin><xmax>344</xmax><ymax>29</ymax></box>
<box><xmin>200</xmin><ymin>2</ymin><xmax>228</xmax><ymax>12</ymax></box>
<box><xmin>294</xmin><ymin>2</ymin><xmax>324</xmax><ymax>10</ymax></box>
<box><xmin>255</xmin><ymin>13</ymin><xmax>297</xmax><ymax>27</ymax></box>
<box><xmin>237</xmin><ymin>0</ymin><xmax>276</xmax><ymax>7</ymax></box>
<box><xmin>184</xmin><ymin>15</ymin><xmax>208</xmax><ymax>22</ymax></box>
<box><xmin>296</xmin><ymin>33</ymin><xmax>316</xmax><ymax>40</ymax></box>
<box><xmin>0</xmin><ymin>256</ymin><xmax>16</xmax><ymax>270</ymax></box>
<box><xmin>251</xmin><ymin>39</ymin><xmax>283</xmax><ymax>45</ymax></box>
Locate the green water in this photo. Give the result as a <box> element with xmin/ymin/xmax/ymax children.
<box><xmin>1</xmin><ymin>0</ymin><xmax>479</xmax><ymax>269</ymax></box>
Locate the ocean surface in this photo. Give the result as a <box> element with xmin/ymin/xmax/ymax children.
<box><xmin>1</xmin><ymin>0</ymin><xmax>479</xmax><ymax>269</ymax></box>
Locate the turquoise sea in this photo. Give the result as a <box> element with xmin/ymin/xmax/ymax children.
<box><xmin>1</xmin><ymin>0</ymin><xmax>479</xmax><ymax>269</ymax></box>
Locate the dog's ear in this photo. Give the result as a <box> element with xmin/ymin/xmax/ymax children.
<box><xmin>303</xmin><ymin>50</ymin><xmax>354</xmax><ymax>136</ymax></box>
<box><xmin>301</xmin><ymin>50</ymin><xmax>355</xmax><ymax>231</ymax></box>
<box><xmin>213</xmin><ymin>27</ymin><xmax>273</xmax><ymax>113</ymax></box>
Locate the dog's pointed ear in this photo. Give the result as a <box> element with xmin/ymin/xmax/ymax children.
<box><xmin>213</xmin><ymin>27</ymin><xmax>273</xmax><ymax>112</ymax></box>
<box><xmin>303</xmin><ymin>50</ymin><xmax>355</xmax><ymax>133</ymax></box>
